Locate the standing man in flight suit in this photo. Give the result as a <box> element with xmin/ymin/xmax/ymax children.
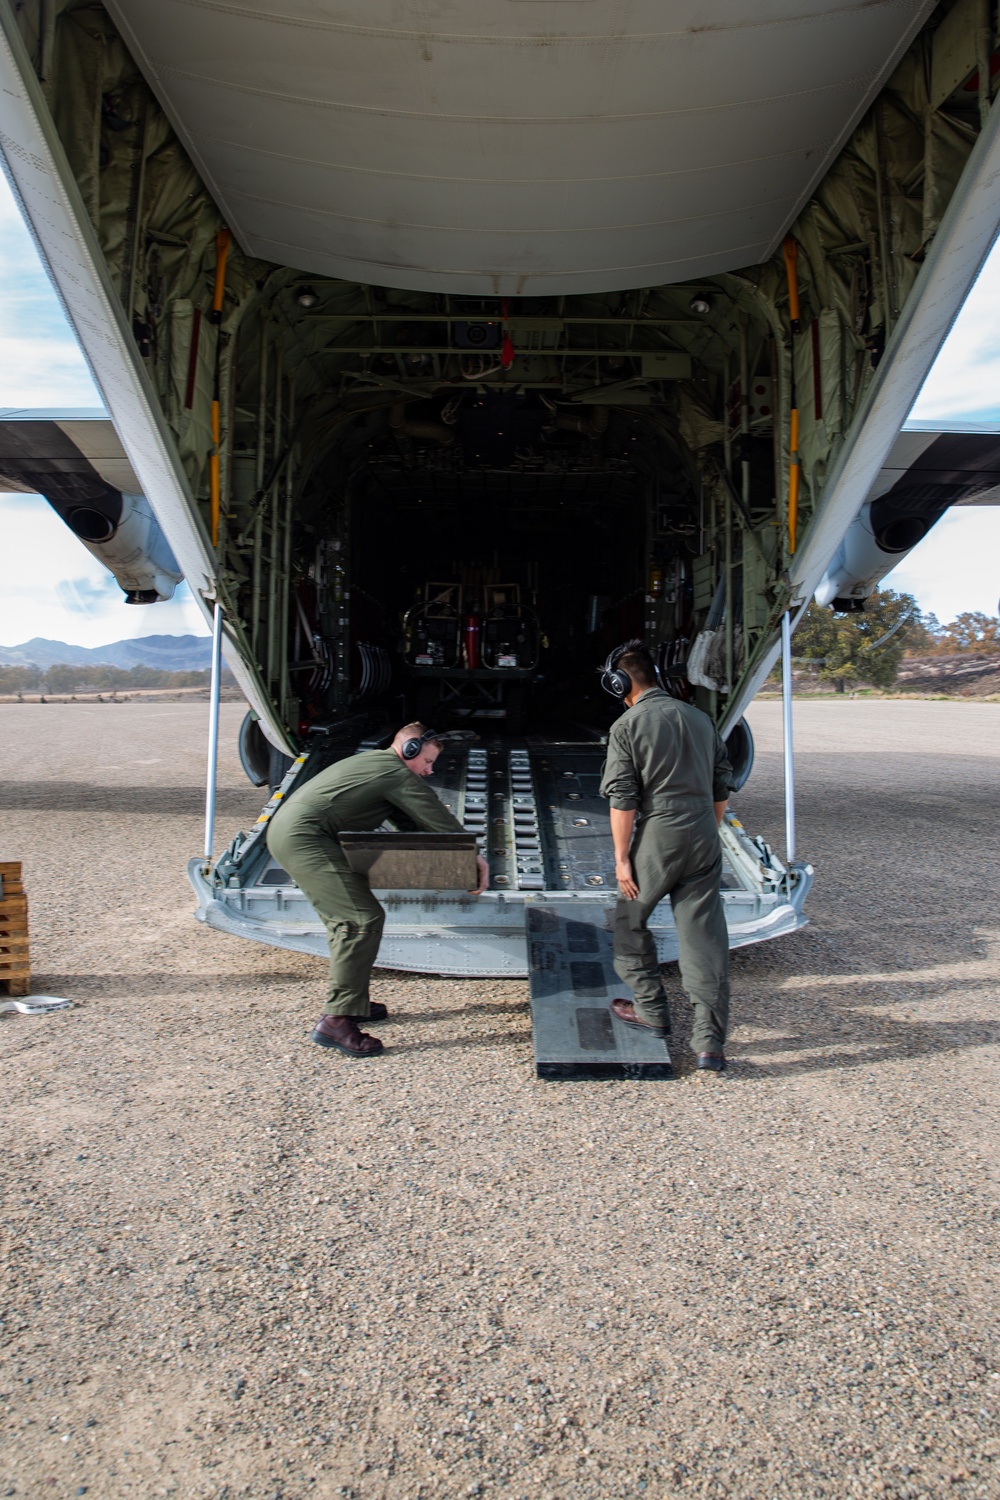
<box><xmin>599</xmin><ymin>641</ymin><xmax>734</xmax><ymax>1070</ymax></box>
<box><xmin>266</xmin><ymin>723</ymin><xmax>488</xmax><ymax>1058</ymax></box>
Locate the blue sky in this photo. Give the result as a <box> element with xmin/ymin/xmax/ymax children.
<box><xmin>0</xmin><ymin>173</ymin><xmax>998</xmax><ymax>647</ymax></box>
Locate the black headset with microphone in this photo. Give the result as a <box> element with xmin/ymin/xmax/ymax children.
<box><xmin>599</xmin><ymin>643</ymin><xmax>664</xmax><ymax>701</ymax></box>
<box><xmin>400</xmin><ymin>727</ymin><xmax>440</xmax><ymax>760</ymax></box>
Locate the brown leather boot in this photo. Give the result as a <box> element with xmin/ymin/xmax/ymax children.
<box><xmin>311</xmin><ymin>1015</ymin><xmax>384</xmax><ymax>1057</ymax></box>
<box><xmin>368</xmin><ymin>1000</ymin><xmax>388</xmax><ymax>1022</ymax></box>
<box><xmin>609</xmin><ymin>997</ymin><xmax>670</xmax><ymax>1039</ymax></box>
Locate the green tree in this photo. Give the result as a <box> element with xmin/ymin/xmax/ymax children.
<box><xmin>0</xmin><ymin>665</ymin><xmax>42</xmax><ymax>693</ymax></box>
<box><xmin>792</xmin><ymin>589</ymin><xmax>919</xmax><ymax>691</ymax></box>
<box><xmin>43</xmin><ymin>664</ymin><xmax>88</xmax><ymax>694</ymax></box>
<box><xmin>901</xmin><ymin>609</ymin><xmax>943</xmax><ymax>654</ymax></box>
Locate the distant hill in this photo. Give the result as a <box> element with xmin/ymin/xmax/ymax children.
<box><xmin>0</xmin><ymin>634</ymin><xmax>214</xmax><ymax>671</ymax></box>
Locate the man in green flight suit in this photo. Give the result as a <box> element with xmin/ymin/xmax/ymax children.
<box><xmin>599</xmin><ymin>640</ymin><xmax>734</xmax><ymax>1071</ymax></box>
<box><xmin>267</xmin><ymin>723</ymin><xmax>488</xmax><ymax>1058</ymax></box>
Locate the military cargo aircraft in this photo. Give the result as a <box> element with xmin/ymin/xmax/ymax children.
<box><xmin>1</xmin><ymin>1</ymin><xmax>999</xmax><ymax>989</ymax></box>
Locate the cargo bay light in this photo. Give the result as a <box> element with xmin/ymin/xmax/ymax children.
<box><xmin>1</xmin><ymin>2</ymin><xmax>1000</xmax><ymax>988</ymax></box>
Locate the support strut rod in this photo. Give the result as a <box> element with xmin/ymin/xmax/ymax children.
<box><xmin>781</xmin><ymin>610</ymin><xmax>796</xmax><ymax>865</ymax></box>
<box><xmin>204</xmin><ymin>599</ymin><xmax>224</xmax><ymax>864</ymax></box>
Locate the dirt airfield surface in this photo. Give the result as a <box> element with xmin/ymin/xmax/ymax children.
<box><xmin>1</xmin><ymin>699</ymin><xmax>998</xmax><ymax>1500</ymax></box>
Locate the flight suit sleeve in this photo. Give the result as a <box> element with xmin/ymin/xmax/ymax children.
<box><xmin>384</xmin><ymin>771</ymin><xmax>465</xmax><ymax>833</ymax></box>
<box><xmin>600</xmin><ymin>722</ymin><xmax>641</xmax><ymax>811</ymax></box>
<box><xmin>712</xmin><ymin>730</ymin><xmax>734</xmax><ymax>802</ymax></box>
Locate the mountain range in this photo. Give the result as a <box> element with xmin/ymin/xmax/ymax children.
<box><xmin>0</xmin><ymin>634</ymin><xmax>214</xmax><ymax>671</ymax></box>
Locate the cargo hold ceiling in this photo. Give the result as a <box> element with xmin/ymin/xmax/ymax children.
<box><xmin>104</xmin><ymin>0</ymin><xmax>933</xmax><ymax>296</ymax></box>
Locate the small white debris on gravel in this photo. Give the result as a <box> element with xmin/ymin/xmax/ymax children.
<box><xmin>0</xmin><ymin>700</ymin><xmax>997</xmax><ymax>1500</ymax></box>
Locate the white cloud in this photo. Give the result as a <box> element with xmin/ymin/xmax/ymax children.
<box><xmin>0</xmin><ymin>177</ymin><xmax>207</xmax><ymax>647</ymax></box>
<box><xmin>0</xmin><ymin>333</ymin><xmax>101</xmax><ymax>408</ymax></box>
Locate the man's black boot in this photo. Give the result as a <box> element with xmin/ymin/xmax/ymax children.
<box><xmin>696</xmin><ymin>1052</ymin><xmax>727</xmax><ymax>1073</ymax></box>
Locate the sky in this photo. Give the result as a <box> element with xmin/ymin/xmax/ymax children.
<box><xmin>0</xmin><ymin>174</ymin><xmax>999</xmax><ymax>648</ymax></box>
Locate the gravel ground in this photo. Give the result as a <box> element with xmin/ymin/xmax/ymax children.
<box><xmin>1</xmin><ymin>699</ymin><xmax>998</xmax><ymax>1500</ymax></box>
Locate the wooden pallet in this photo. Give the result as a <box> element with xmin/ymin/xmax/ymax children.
<box><xmin>0</xmin><ymin>861</ymin><xmax>29</xmax><ymax>996</ymax></box>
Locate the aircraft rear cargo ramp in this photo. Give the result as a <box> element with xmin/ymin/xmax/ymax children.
<box><xmin>189</xmin><ymin>736</ymin><xmax>811</xmax><ymax>979</ymax></box>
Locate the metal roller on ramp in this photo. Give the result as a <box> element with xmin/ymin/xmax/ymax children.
<box><xmin>526</xmin><ymin>905</ymin><xmax>674</xmax><ymax>1082</ymax></box>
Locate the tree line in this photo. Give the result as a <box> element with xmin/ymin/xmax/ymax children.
<box><xmin>787</xmin><ymin>591</ymin><xmax>1000</xmax><ymax>691</ymax></box>
<box><xmin>911</xmin><ymin>610</ymin><xmax>1000</xmax><ymax>653</ymax></box>
<box><xmin>0</xmin><ymin>663</ymin><xmax>231</xmax><ymax>694</ymax></box>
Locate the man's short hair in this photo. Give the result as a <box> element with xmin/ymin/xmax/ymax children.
<box><xmin>393</xmin><ymin>721</ymin><xmax>441</xmax><ymax>750</ymax></box>
<box><xmin>616</xmin><ymin>639</ymin><xmax>656</xmax><ymax>688</ymax></box>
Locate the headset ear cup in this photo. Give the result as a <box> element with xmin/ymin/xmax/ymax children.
<box><xmin>600</xmin><ymin>647</ymin><xmax>640</xmax><ymax>700</ymax></box>
<box><xmin>599</xmin><ymin>665</ymin><xmax>630</xmax><ymax>700</ymax></box>
<box><xmin>401</xmin><ymin>727</ymin><xmax>438</xmax><ymax>760</ymax></box>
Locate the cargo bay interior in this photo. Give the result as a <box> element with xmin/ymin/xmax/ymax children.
<box><xmin>326</xmin><ymin>386</ymin><xmax>665</xmax><ymax>735</ymax></box>
<box><xmin>227</xmin><ymin>290</ymin><xmax>774</xmax><ymax>755</ymax></box>
<box><xmin>217</xmin><ymin>300</ymin><xmax>774</xmax><ymax>924</ymax></box>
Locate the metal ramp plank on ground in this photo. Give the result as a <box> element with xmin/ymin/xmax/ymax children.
<box><xmin>526</xmin><ymin>904</ymin><xmax>674</xmax><ymax>1081</ymax></box>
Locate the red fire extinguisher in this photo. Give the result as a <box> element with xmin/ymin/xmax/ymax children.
<box><xmin>463</xmin><ymin>613</ymin><xmax>482</xmax><ymax>670</ymax></box>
